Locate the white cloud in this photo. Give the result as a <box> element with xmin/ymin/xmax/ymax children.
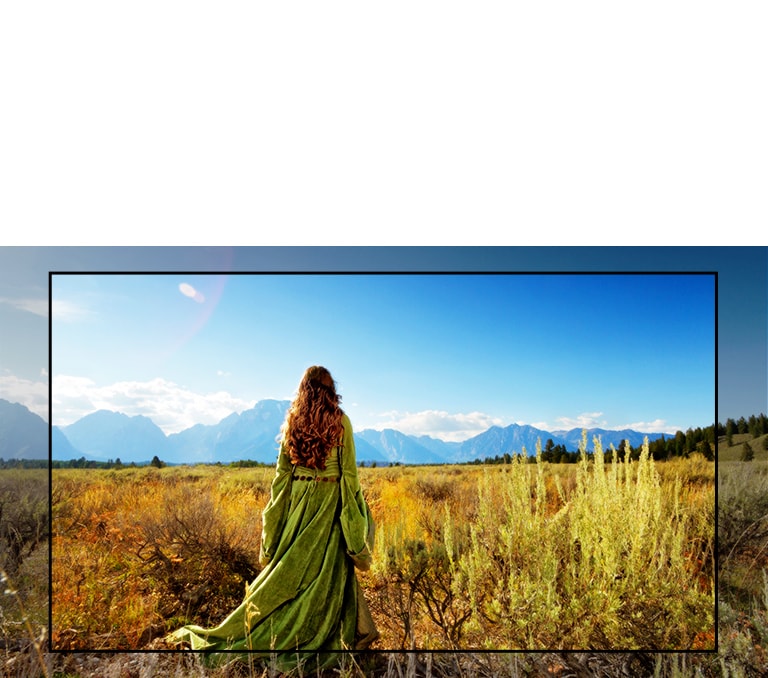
<box><xmin>52</xmin><ymin>375</ymin><xmax>255</xmax><ymax>434</ymax></box>
<box><xmin>0</xmin><ymin>373</ymin><xmax>49</xmax><ymax>420</ymax></box>
<box><xmin>619</xmin><ymin>419</ymin><xmax>678</xmax><ymax>435</ymax></box>
<box><xmin>552</xmin><ymin>413</ymin><xmax>678</xmax><ymax>435</ymax></box>
<box><xmin>554</xmin><ymin>412</ymin><xmax>607</xmax><ymax>430</ymax></box>
<box><xmin>51</xmin><ymin>298</ymin><xmax>93</xmax><ymax>322</ymax></box>
<box><xmin>364</xmin><ymin>409</ymin><xmax>505</xmax><ymax>442</ymax></box>
<box><xmin>179</xmin><ymin>283</ymin><xmax>205</xmax><ymax>303</ymax></box>
<box><xmin>0</xmin><ymin>296</ymin><xmax>49</xmax><ymax>318</ymax></box>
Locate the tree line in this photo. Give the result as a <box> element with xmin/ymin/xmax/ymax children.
<box><xmin>48</xmin><ymin>455</ymin><xmax>275</xmax><ymax>469</ymax></box>
<box><xmin>476</xmin><ymin>413</ymin><xmax>768</xmax><ymax>465</ymax></box>
<box><xmin>720</xmin><ymin>413</ymin><xmax>768</xmax><ymax>443</ymax></box>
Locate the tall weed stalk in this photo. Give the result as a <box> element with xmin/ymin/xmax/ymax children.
<box><xmin>378</xmin><ymin>437</ymin><xmax>714</xmax><ymax>650</ymax></box>
<box><xmin>1</xmin><ymin>567</ymin><xmax>49</xmax><ymax>678</ymax></box>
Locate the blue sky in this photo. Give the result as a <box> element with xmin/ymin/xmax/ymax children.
<box><xmin>49</xmin><ymin>270</ymin><xmax>715</xmax><ymax>441</ymax></box>
<box><xmin>0</xmin><ymin>247</ymin><xmax>763</xmax><ymax>441</ymax></box>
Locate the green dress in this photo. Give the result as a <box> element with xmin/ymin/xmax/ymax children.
<box><xmin>167</xmin><ymin>413</ymin><xmax>376</xmax><ymax>669</ymax></box>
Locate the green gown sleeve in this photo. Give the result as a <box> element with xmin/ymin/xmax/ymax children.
<box><xmin>259</xmin><ymin>439</ymin><xmax>294</xmax><ymax>565</ymax></box>
<box><xmin>339</xmin><ymin>414</ymin><xmax>375</xmax><ymax>570</ymax></box>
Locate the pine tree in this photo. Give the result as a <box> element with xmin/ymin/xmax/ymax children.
<box><xmin>741</xmin><ymin>441</ymin><xmax>754</xmax><ymax>462</ymax></box>
<box><xmin>543</xmin><ymin>439</ymin><xmax>555</xmax><ymax>463</ymax></box>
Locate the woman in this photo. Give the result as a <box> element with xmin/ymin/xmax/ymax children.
<box><xmin>167</xmin><ymin>366</ymin><xmax>378</xmax><ymax>668</ymax></box>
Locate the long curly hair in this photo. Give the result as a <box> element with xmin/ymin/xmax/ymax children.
<box><xmin>282</xmin><ymin>366</ymin><xmax>344</xmax><ymax>470</ymax></box>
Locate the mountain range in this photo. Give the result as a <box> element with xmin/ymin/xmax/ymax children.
<box><xmin>0</xmin><ymin>398</ymin><xmax>49</xmax><ymax>460</ymax></box>
<box><xmin>41</xmin><ymin>398</ymin><xmax>672</xmax><ymax>465</ymax></box>
<box><xmin>0</xmin><ymin>397</ymin><xmax>673</xmax><ymax>465</ymax></box>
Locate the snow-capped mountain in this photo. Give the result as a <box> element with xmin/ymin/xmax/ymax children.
<box><xmin>166</xmin><ymin>399</ymin><xmax>290</xmax><ymax>464</ymax></box>
<box><xmin>61</xmin><ymin>409</ymin><xmax>169</xmax><ymax>463</ymax></box>
<box><xmin>356</xmin><ymin>429</ymin><xmax>447</xmax><ymax>465</ymax></box>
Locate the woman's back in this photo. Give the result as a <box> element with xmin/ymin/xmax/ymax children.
<box><xmin>167</xmin><ymin>368</ymin><xmax>377</xmax><ymax>669</ymax></box>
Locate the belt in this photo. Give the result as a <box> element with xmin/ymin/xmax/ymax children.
<box><xmin>295</xmin><ymin>475</ymin><xmax>339</xmax><ymax>483</ymax></box>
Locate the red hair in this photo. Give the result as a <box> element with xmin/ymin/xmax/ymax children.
<box><xmin>282</xmin><ymin>366</ymin><xmax>344</xmax><ymax>470</ymax></box>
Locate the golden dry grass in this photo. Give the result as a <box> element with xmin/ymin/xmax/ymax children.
<box><xmin>50</xmin><ymin>444</ymin><xmax>714</xmax><ymax>655</ymax></box>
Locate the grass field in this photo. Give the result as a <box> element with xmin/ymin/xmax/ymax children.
<box><xmin>16</xmin><ymin>434</ymin><xmax>768</xmax><ymax>676</ymax></box>
<box><xmin>716</xmin><ymin>432</ymin><xmax>768</xmax><ymax>462</ymax></box>
<box><xmin>47</xmin><ymin>438</ymin><xmax>714</xmax><ymax>655</ymax></box>
<box><xmin>16</xmin><ymin>431</ymin><xmax>768</xmax><ymax>675</ymax></box>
